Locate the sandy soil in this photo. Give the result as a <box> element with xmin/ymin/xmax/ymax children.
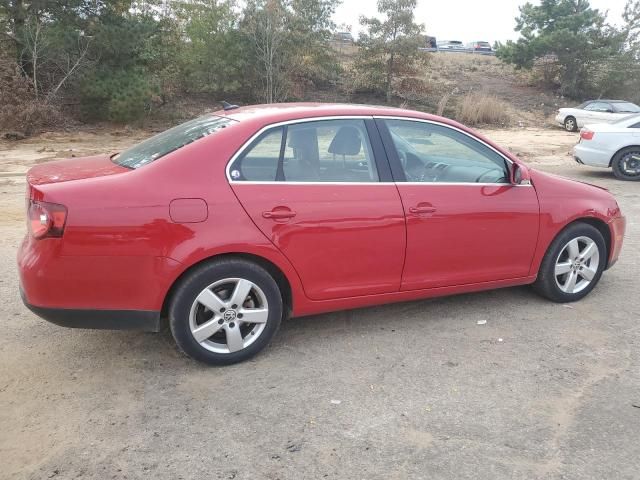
<box><xmin>1</xmin><ymin>126</ymin><xmax>639</xmax><ymax>480</ymax></box>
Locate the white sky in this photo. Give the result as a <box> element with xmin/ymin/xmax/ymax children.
<box><xmin>333</xmin><ymin>0</ymin><xmax>629</xmax><ymax>43</ymax></box>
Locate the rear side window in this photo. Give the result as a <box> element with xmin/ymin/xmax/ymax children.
<box><xmin>230</xmin><ymin>127</ymin><xmax>283</xmax><ymax>181</ymax></box>
<box><xmin>632</xmin><ymin>123</ymin><xmax>640</xmax><ymax>129</ymax></box>
<box><xmin>113</xmin><ymin>115</ymin><xmax>234</xmax><ymax>169</ymax></box>
<box><xmin>229</xmin><ymin>119</ymin><xmax>379</xmax><ymax>183</ymax></box>
<box><xmin>613</xmin><ymin>102</ymin><xmax>640</xmax><ymax>113</ymax></box>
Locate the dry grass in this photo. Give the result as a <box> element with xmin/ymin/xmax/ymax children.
<box><xmin>457</xmin><ymin>93</ymin><xmax>511</xmax><ymax>126</ymax></box>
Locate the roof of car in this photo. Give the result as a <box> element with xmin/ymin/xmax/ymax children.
<box><xmin>208</xmin><ymin>102</ymin><xmax>522</xmax><ymax>166</ymax></box>
<box><xmin>215</xmin><ymin>102</ymin><xmax>446</xmax><ymax>124</ymax></box>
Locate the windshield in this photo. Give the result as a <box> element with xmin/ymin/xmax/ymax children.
<box><xmin>113</xmin><ymin>115</ymin><xmax>235</xmax><ymax>169</ymax></box>
<box><xmin>613</xmin><ymin>102</ymin><xmax>640</xmax><ymax>113</ymax></box>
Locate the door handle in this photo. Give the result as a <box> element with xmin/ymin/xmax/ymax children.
<box><xmin>409</xmin><ymin>205</ymin><xmax>436</xmax><ymax>215</ymax></box>
<box><xmin>262</xmin><ymin>209</ymin><xmax>297</xmax><ymax>220</ymax></box>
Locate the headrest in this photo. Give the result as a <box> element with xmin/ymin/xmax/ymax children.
<box><xmin>328</xmin><ymin>126</ymin><xmax>361</xmax><ymax>156</ymax></box>
<box><xmin>288</xmin><ymin>128</ymin><xmax>316</xmax><ymax>149</ymax></box>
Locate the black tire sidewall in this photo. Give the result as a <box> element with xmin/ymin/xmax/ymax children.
<box><xmin>535</xmin><ymin>223</ymin><xmax>606</xmax><ymax>302</ymax></box>
<box><xmin>169</xmin><ymin>259</ymin><xmax>283</xmax><ymax>365</ymax></box>
<box><xmin>564</xmin><ymin>116</ymin><xmax>577</xmax><ymax>132</ymax></box>
<box><xmin>612</xmin><ymin>147</ymin><xmax>640</xmax><ymax>181</ymax></box>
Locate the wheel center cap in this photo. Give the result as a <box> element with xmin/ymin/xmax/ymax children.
<box><xmin>224</xmin><ymin>310</ymin><xmax>237</xmax><ymax>322</ymax></box>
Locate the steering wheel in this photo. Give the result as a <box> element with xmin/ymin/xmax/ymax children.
<box><xmin>476</xmin><ymin>168</ymin><xmax>506</xmax><ymax>183</ymax></box>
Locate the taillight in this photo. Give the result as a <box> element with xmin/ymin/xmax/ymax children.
<box><xmin>580</xmin><ymin>130</ymin><xmax>595</xmax><ymax>140</ymax></box>
<box><xmin>28</xmin><ymin>200</ymin><xmax>67</xmax><ymax>239</ymax></box>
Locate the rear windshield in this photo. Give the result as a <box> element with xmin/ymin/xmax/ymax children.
<box><xmin>113</xmin><ymin>115</ymin><xmax>235</xmax><ymax>169</ymax></box>
<box><xmin>613</xmin><ymin>102</ymin><xmax>640</xmax><ymax>113</ymax></box>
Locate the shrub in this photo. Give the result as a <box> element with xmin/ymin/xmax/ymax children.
<box><xmin>0</xmin><ymin>53</ymin><xmax>63</xmax><ymax>137</ymax></box>
<box><xmin>457</xmin><ymin>93</ymin><xmax>511</xmax><ymax>126</ymax></box>
<box><xmin>80</xmin><ymin>69</ymin><xmax>158</xmax><ymax>123</ymax></box>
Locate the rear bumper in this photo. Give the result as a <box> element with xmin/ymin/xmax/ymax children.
<box><xmin>573</xmin><ymin>143</ymin><xmax>611</xmax><ymax>168</ymax></box>
<box><xmin>20</xmin><ymin>287</ymin><xmax>161</xmax><ymax>331</ymax></box>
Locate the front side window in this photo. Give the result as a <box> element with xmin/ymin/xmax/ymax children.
<box><xmin>585</xmin><ymin>102</ymin><xmax>611</xmax><ymax>112</ymax></box>
<box><xmin>229</xmin><ymin>119</ymin><xmax>378</xmax><ymax>183</ymax></box>
<box><xmin>383</xmin><ymin>119</ymin><xmax>509</xmax><ymax>183</ymax></box>
<box><xmin>114</xmin><ymin>115</ymin><xmax>235</xmax><ymax>169</ymax></box>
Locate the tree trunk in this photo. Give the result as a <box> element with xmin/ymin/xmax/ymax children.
<box><xmin>386</xmin><ymin>51</ymin><xmax>394</xmax><ymax>103</ymax></box>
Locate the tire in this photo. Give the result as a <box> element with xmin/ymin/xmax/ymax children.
<box><xmin>611</xmin><ymin>146</ymin><xmax>640</xmax><ymax>181</ymax></box>
<box><xmin>533</xmin><ymin>222</ymin><xmax>606</xmax><ymax>303</ymax></box>
<box><xmin>169</xmin><ymin>258</ymin><xmax>284</xmax><ymax>365</ymax></box>
<box><xmin>564</xmin><ymin>116</ymin><xmax>578</xmax><ymax>132</ymax></box>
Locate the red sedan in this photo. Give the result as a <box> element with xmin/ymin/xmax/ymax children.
<box><xmin>18</xmin><ymin>103</ymin><xmax>626</xmax><ymax>365</ymax></box>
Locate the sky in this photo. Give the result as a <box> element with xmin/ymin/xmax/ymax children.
<box><xmin>333</xmin><ymin>0</ymin><xmax>629</xmax><ymax>43</ymax></box>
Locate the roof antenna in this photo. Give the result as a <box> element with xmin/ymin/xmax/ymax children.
<box><xmin>221</xmin><ymin>101</ymin><xmax>239</xmax><ymax>111</ymax></box>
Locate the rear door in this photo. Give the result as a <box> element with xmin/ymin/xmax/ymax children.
<box><xmin>377</xmin><ymin>118</ymin><xmax>539</xmax><ymax>290</ymax></box>
<box><xmin>228</xmin><ymin>118</ymin><xmax>406</xmax><ymax>301</ymax></box>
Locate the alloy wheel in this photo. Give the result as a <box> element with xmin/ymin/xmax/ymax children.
<box><xmin>189</xmin><ymin>278</ymin><xmax>269</xmax><ymax>354</ymax></box>
<box><xmin>620</xmin><ymin>151</ymin><xmax>640</xmax><ymax>177</ymax></box>
<box><xmin>554</xmin><ymin>236</ymin><xmax>600</xmax><ymax>294</ymax></box>
<box><xmin>564</xmin><ymin>118</ymin><xmax>575</xmax><ymax>132</ymax></box>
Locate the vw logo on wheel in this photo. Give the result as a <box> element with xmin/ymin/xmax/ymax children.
<box><xmin>223</xmin><ymin>310</ymin><xmax>237</xmax><ymax>322</ymax></box>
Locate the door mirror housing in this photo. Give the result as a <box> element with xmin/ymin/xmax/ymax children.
<box><xmin>511</xmin><ymin>163</ymin><xmax>530</xmax><ymax>185</ymax></box>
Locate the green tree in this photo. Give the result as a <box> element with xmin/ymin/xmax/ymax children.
<box><xmin>354</xmin><ymin>0</ymin><xmax>427</xmax><ymax>102</ymax></box>
<box><xmin>241</xmin><ymin>0</ymin><xmax>339</xmax><ymax>103</ymax></box>
<box><xmin>496</xmin><ymin>0</ymin><xmax>626</xmax><ymax>98</ymax></box>
<box><xmin>175</xmin><ymin>0</ymin><xmax>250</xmax><ymax>97</ymax></box>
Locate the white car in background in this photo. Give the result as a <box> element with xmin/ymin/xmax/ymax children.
<box><xmin>556</xmin><ymin>100</ymin><xmax>640</xmax><ymax>132</ymax></box>
<box><xmin>573</xmin><ymin>114</ymin><xmax>640</xmax><ymax>180</ymax></box>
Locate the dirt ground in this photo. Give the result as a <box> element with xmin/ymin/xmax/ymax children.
<box><xmin>0</xmin><ymin>126</ymin><xmax>638</xmax><ymax>480</ymax></box>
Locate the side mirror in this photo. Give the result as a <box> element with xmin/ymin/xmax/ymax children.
<box><xmin>511</xmin><ymin>163</ymin><xmax>530</xmax><ymax>185</ymax></box>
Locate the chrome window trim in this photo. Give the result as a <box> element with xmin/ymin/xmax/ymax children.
<box><xmin>225</xmin><ymin>114</ymin><xmax>528</xmax><ymax>186</ymax></box>
<box><xmin>231</xmin><ymin>181</ymin><xmax>529</xmax><ymax>187</ymax></box>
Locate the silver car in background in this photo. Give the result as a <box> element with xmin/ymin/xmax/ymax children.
<box><xmin>436</xmin><ymin>40</ymin><xmax>468</xmax><ymax>52</ymax></box>
<box><xmin>573</xmin><ymin>114</ymin><xmax>640</xmax><ymax>180</ymax></box>
<box><xmin>556</xmin><ymin>100</ymin><xmax>640</xmax><ymax>132</ymax></box>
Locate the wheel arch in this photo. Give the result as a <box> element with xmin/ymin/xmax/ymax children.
<box><xmin>608</xmin><ymin>144</ymin><xmax>640</xmax><ymax>167</ymax></box>
<box><xmin>554</xmin><ymin>217</ymin><xmax>611</xmax><ymax>263</ymax></box>
<box><xmin>160</xmin><ymin>252</ymin><xmax>294</xmax><ymax>321</ymax></box>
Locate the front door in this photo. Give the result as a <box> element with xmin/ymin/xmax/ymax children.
<box><xmin>378</xmin><ymin>118</ymin><xmax>540</xmax><ymax>290</ymax></box>
<box><xmin>229</xmin><ymin>118</ymin><xmax>406</xmax><ymax>300</ymax></box>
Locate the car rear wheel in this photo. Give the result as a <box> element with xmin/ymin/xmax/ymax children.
<box><xmin>611</xmin><ymin>147</ymin><xmax>640</xmax><ymax>181</ymax></box>
<box><xmin>169</xmin><ymin>259</ymin><xmax>283</xmax><ymax>365</ymax></box>
<box><xmin>564</xmin><ymin>116</ymin><xmax>577</xmax><ymax>132</ymax></box>
<box><xmin>533</xmin><ymin>223</ymin><xmax>606</xmax><ymax>303</ymax></box>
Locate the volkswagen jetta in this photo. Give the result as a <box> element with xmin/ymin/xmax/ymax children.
<box><xmin>18</xmin><ymin>103</ymin><xmax>626</xmax><ymax>364</ymax></box>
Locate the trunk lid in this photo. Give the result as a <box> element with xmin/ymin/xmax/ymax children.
<box><xmin>26</xmin><ymin>155</ymin><xmax>130</xmax><ymax>186</ymax></box>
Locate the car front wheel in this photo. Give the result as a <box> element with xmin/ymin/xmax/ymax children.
<box><xmin>533</xmin><ymin>223</ymin><xmax>606</xmax><ymax>302</ymax></box>
<box><xmin>169</xmin><ymin>259</ymin><xmax>284</xmax><ymax>365</ymax></box>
